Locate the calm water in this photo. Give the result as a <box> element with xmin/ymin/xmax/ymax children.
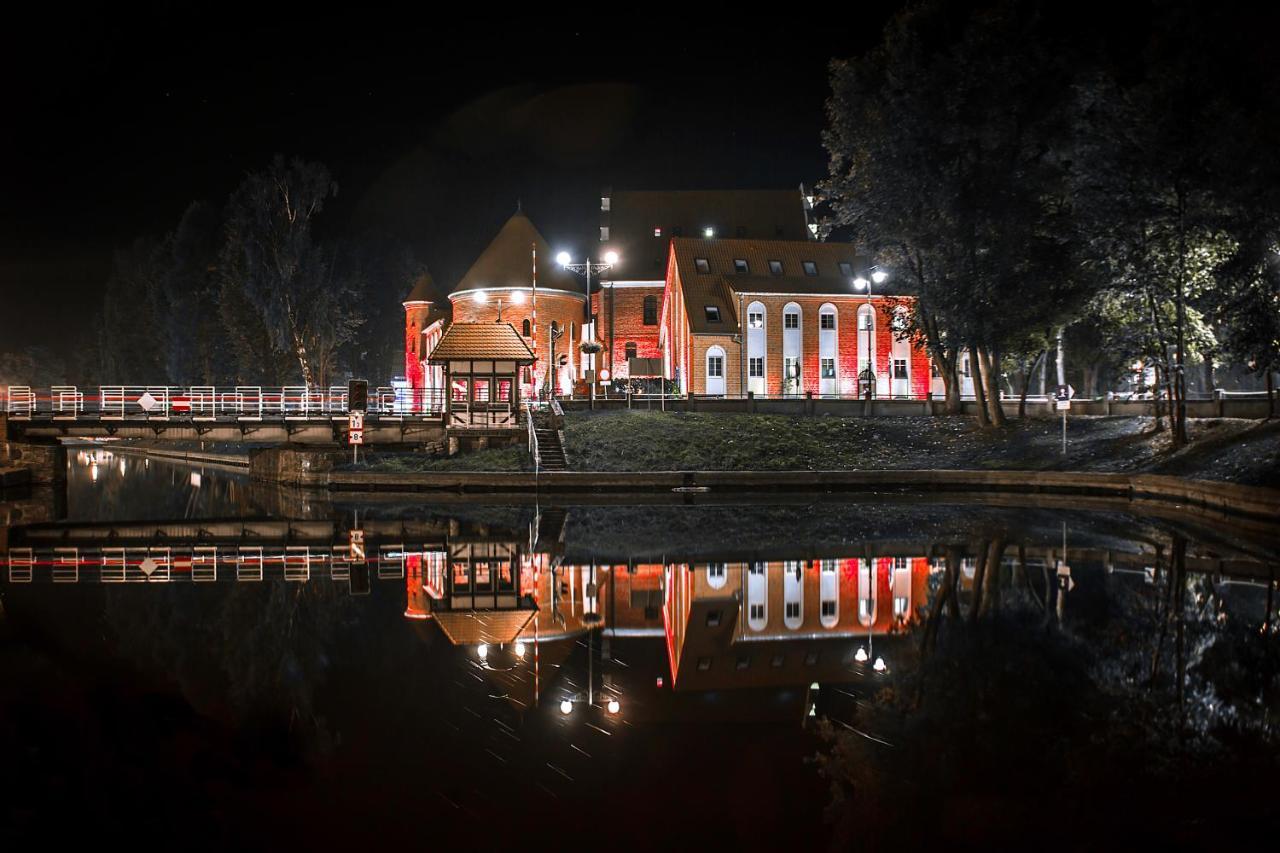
<box><xmin>1</xmin><ymin>450</ymin><xmax>1277</xmax><ymax>850</ymax></box>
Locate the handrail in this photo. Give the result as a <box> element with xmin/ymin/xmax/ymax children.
<box><xmin>4</xmin><ymin>385</ymin><xmax>447</xmax><ymax>420</ymax></box>
<box><xmin>525</xmin><ymin>401</ymin><xmax>540</xmax><ymax>477</ymax></box>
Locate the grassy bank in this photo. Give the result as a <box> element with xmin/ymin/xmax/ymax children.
<box><xmin>561</xmin><ymin>410</ymin><xmax>1280</xmax><ymax>485</ymax></box>
<box><xmin>331</xmin><ymin>411</ymin><xmax>1279</xmax><ymax>485</ymax></box>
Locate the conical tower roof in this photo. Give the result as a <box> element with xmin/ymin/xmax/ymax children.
<box><xmin>403</xmin><ymin>270</ymin><xmax>435</xmax><ymax>304</ymax></box>
<box><xmin>450</xmin><ymin>211</ymin><xmax>583</xmax><ymax>297</ymax></box>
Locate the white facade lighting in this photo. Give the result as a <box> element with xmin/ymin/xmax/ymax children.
<box><xmin>473</xmin><ymin>289</ymin><xmax>489</xmax><ymax>303</ymax></box>
<box><xmin>703</xmin><ymin>227</ymin><xmax>715</xmax><ymax>238</ymax></box>
<box><xmin>510</xmin><ymin>290</ymin><xmax>527</xmax><ymax>305</ymax></box>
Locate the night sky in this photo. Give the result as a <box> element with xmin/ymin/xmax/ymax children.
<box><xmin>1</xmin><ymin>8</ymin><xmax>902</xmax><ymax>355</ymax></box>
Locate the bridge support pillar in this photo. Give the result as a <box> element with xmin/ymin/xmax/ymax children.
<box><xmin>1</xmin><ymin>440</ymin><xmax>67</xmax><ymax>487</ymax></box>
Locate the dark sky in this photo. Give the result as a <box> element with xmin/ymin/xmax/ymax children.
<box><xmin>0</xmin><ymin>7</ymin><xmax>902</xmax><ymax>355</ymax></box>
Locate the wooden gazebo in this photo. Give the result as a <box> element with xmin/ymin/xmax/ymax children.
<box><xmin>427</xmin><ymin>323</ymin><xmax>536</xmax><ymax>430</ymax></box>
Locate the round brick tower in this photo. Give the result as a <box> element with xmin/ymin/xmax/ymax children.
<box><xmin>447</xmin><ymin>211</ymin><xmax>588</xmax><ymax>396</ymax></box>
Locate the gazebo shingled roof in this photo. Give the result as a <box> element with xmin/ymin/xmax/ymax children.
<box><xmin>427</xmin><ymin>322</ymin><xmax>536</xmax><ymax>363</ymax></box>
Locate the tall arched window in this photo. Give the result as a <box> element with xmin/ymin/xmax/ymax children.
<box><xmin>782</xmin><ymin>302</ymin><xmax>802</xmax><ymax>396</ymax></box>
<box><xmin>522</xmin><ymin>319</ymin><xmax>531</xmax><ymax>337</ymax></box>
<box><xmin>856</xmin><ymin>304</ymin><xmax>876</xmax><ymax>397</ymax></box>
<box><xmin>625</xmin><ymin>341</ymin><xmax>637</xmax><ymax>360</ymax></box>
<box><xmin>818</xmin><ymin>302</ymin><xmax>838</xmax><ymax>396</ymax></box>
<box><xmin>746</xmin><ymin>300</ymin><xmax>766</xmax><ymax>396</ymax></box>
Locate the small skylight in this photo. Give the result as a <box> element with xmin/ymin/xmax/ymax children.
<box><xmin>695</xmin><ymin>258</ymin><xmax>710</xmax><ymax>274</ymax></box>
<box><xmin>733</xmin><ymin>259</ymin><xmax>749</xmax><ymax>274</ymax></box>
<box><xmin>803</xmin><ymin>261</ymin><xmax>818</xmax><ymax>276</ymax></box>
<box><xmin>768</xmin><ymin>260</ymin><xmax>783</xmax><ymax>275</ymax></box>
<box><xmin>705</xmin><ymin>306</ymin><xmax>721</xmax><ymax>323</ymax></box>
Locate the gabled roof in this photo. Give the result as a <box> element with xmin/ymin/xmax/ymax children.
<box><xmin>427</xmin><ymin>322</ymin><xmax>536</xmax><ymax>363</ymax></box>
<box><xmin>601</xmin><ymin>189</ymin><xmax>813</xmax><ymax>282</ymax></box>
<box><xmin>451</xmin><ymin>211</ymin><xmax>583</xmax><ymax>296</ymax></box>
<box><xmin>671</xmin><ymin>237</ymin><xmax>899</xmax><ymax>333</ymax></box>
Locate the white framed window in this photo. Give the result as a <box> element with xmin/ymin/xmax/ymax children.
<box><xmin>894</xmin><ymin>596</ymin><xmax>909</xmax><ymax>617</ymax></box>
<box><xmin>784</xmin><ymin>312</ymin><xmax>799</xmax><ymax>329</ymax></box>
<box><xmin>749</xmin><ymin>603</ymin><xmax>765</xmax><ymax>620</ymax></box>
<box><xmin>707</xmin><ymin>355</ymin><xmax>724</xmax><ymax>378</ymax></box>
<box><xmin>893</xmin><ymin>557</ymin><xmax>909</xmax><ymax>570</ymax></box>
<box><xmin>748</xmin><ymin>310</ymin><xmax>764</xmax><ymax>328</ymax></box>
<box><xmin>785</xmin><ymin>602</ymin><xmax>801</xmax><ymax>620</ymax></box>
<box><xmin>599</xmin><ymin>226</ymin><xmax>610</xmax><ymax>240</ymax></box>
<box><xmin>749</xmin><ymin>357</ymin><xmax>764</xmax><ymax>377</ymax></box>
<box><xmin>894</xmin><ymin>358</ymin><xmax>908</xmax><ymax>379</ymax></box>
<box><xmin>820</xmin><ymin>312</ymin><xmax>835</xmax><ymax>330</ymax></box>
<box><xmin>858</xmin><ymin>308</ymin><xmax>874</xmax><ymax>330</ymax></box>
<box><xmin>821</xmin><ymin>358</ymin><xmax>835</xmax><ymax>379</ymax></box>
<box><xmin>821</xmin><ymin>600</ymin><xmax>837</xmax><ymax>618</ymax></box>
<box><xmin>600</xmin><ymin>196</ymin><xmax>611</xmax><ymax>211</ymax></box>
<box><xmin>784</xmin><ymin>357</ymin><xmax>799</xmax><ymax>381</ymax></box>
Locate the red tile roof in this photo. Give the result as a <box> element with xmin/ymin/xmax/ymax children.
<box><xmin>427</xmin><ymin>323</ymin><xmax>536</xmax><ymax>363</ymax></box>
<box><xmin>671</xmin><ymin>237</ymin><xmax>895</xmax><ymax>333</ymax></box>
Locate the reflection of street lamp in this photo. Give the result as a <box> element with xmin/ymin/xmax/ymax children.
<box><xmin>852</xmin><ymin>267</ymin><xmax>890</xmax><ymax>399</ymax></box>
<box><xmin>474</xmin><ymin>642</ymin><xmax>527</xmax><ymax>672</ymax></box>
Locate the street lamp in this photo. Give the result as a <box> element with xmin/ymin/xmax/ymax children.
<box><xmin>558</xmin><ymin>251</ymin><xmax>619</xmax><ymax>393</ymax></box>
<box><xmin>852</xmin><ymin>266</ymin><xmax>890</xmax><ymax>399</ymax></box>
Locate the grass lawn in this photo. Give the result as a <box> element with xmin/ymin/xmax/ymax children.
<box><xmin>561</xmin><ymin>410</ymin><xmax>1280</xmax><ymax>482</ymax></box>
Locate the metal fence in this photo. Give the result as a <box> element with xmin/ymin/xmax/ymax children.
<box><xmin>3</xmin><ymin>385</ymin><xmax>446</xmax><ymax>420</ymax></box>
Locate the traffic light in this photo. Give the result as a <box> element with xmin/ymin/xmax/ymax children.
<box><xmin>348</xmin><ymin>379</ymin><xmax>368</xmax><ymax>412</ymax></box>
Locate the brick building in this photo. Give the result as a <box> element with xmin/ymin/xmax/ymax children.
<box><xmin>405</xmin><ymin>210</ymin><xmax>592</xmax><ymax>399</ymax></box>
<box><xmin>661</xmin><ymin>236</ymin><xmax>932</xmax><ymax>397</ymax></box>
<box><xmin>590</xmin><ymin>188</ymin><xmax>815</xmax><ymax>383</ymax></box>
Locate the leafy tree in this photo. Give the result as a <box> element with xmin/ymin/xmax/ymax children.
<box><xmin>218</xmin><ymin>156</ymin><xmax>354</xmax><ymax>386</ymax></box>
<box><xmin>823</xmin><ymin>0</ymin><xmax>1091</xmax><ymax>426</ymax></box>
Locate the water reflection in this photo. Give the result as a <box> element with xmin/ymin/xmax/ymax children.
<box><xmin>1</xmin><ymin>454</ymin><xmax>1276</xmax><ymax>847</ymax></box>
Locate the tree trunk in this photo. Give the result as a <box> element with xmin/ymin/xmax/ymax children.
<box><xmin>1152</xmin><ymin>364</ymin><xmax>1166</xmax><ymax>432</ymax></box>
<box><xmin>979</xmin><ymin>347</ymin><xmax>1007</xmax><ymax>426</ymax></box>
<box><xmin>977</xmin><ymin>538</ymin><xmax>1006</xmax><ymax>620</ymax></box>
<box><xmin>1268</xmin><ymin>370</ymin><xmax>1276</xmax><ymax>419</ymax></box>
<box><xmin>968</xmin><ymin>540</ymin><xmax>989</xmax><ymax>624</ymax></box>
<box><xmin>971</xmin><ymin>346</ymin><xmax>991</xmax><ymax>428</ymax></box>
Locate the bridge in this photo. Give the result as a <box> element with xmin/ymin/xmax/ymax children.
<box><xmin>2</xmin><ymin>385</ymin><xmax>450</xmax><ymax>445</ymax></box>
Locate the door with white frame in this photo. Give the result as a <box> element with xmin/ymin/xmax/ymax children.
<box><xmin>705</xmin><ymin>346</ymin><xmax>726</xmax><ymax>395</ymax></box>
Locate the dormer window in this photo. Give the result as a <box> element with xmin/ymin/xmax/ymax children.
<box><xmin>705</xmin><ymin>306</ymin><xmax>721</xmax><ymax>323</ymax></box>
<box><xmin>803</xmin><ymin>261</ymin><xmax>818</xmax><ymax>276</ymax></box>
<box><xmin>839</xmin><ymin>262</ymin><xmax>853</xmax><ymax>277</ymax></box>
<box><xmin>694</xmin><ymin>258</ymin><xmax>710</xmax><ymax>274</ymax></box>
<box><xmin>600</xmin><ymin>196</ymin><xmax>611</xmax><ymax>211</ymax></box>
<box><xmin>654</xmin><ymin>227</ymin><xmax>662</xmax><ymax>237</ymax></box>
<box><xmin>599</xmin><ymin>226</ymin><xmax>610</xmax><ymax>241</ymax></box>
<box><xmin>768</xmin><ymin>260</ymin><xmax>783</xmax><ymax>275</ymax></box>
<box><xmin>733</xmin><ymin>259</ymin><xmax>749</xmax><ymax>274</ymax></box>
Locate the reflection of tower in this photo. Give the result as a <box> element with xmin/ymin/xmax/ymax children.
<box><xmin>404</xmin><ymin>553</ymin><xmax>429</xmax><ymax>620</ymax></box>
<box><xmin>582</xmin><ymin>563</ymin><xmax>602</xmax><ymax>626</ymax></box>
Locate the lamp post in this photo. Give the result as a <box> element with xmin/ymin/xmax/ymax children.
<box><xmin>852</xmin><ymin>267</ymin><xmax>890</xmax><ymax>400</ymax></box>
<box><xmin>557</xmin><ymin>251</ymin><xmax>618</xmax><ymax>394</ymax></box>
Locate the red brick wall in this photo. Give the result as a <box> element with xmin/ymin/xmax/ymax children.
<box><xmin>449</xmin><ymin>290</ymin><xmax>586</xmax><ymax>394</ymax></box>
<box><xmin>591</xmin><ymin>285</ymin><xmax>664</xmax><ymax>379</ymax></box>
<box><xmin>404</xmin><ymin>303</ymin><xmax>431</xmax><ymax>388</ymax></box>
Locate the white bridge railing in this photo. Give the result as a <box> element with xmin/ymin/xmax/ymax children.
<box><xmin>3</xmin><ymin>385</ymin><xmax>446</xmax><ymax>420</ymax></box>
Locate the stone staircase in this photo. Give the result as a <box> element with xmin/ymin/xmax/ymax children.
<box><xmin>534</xmin><ymin>425</ymin><xmax>567</xmax><ymax>470</ymax></box>
<box><xmin>530</xmin><ymin>405</ymin><xmax>568</xmax><ymax>471</ymax></box>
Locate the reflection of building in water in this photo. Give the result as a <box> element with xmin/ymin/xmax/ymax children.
<box><xmin>664</xmin><ymin>559</ymin><xmax>928</xmax><ymax>690</ymax></box>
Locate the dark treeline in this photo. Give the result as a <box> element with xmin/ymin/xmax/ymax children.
<box><xmin>90</xmin><ymin>156</ymin><xmax>427</xmax><ymax>389</ymax></box>
<box><xmin>823</xmin><ymin>0</ymin><xmax>1280</xmax><ymax>440</ymax></box>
